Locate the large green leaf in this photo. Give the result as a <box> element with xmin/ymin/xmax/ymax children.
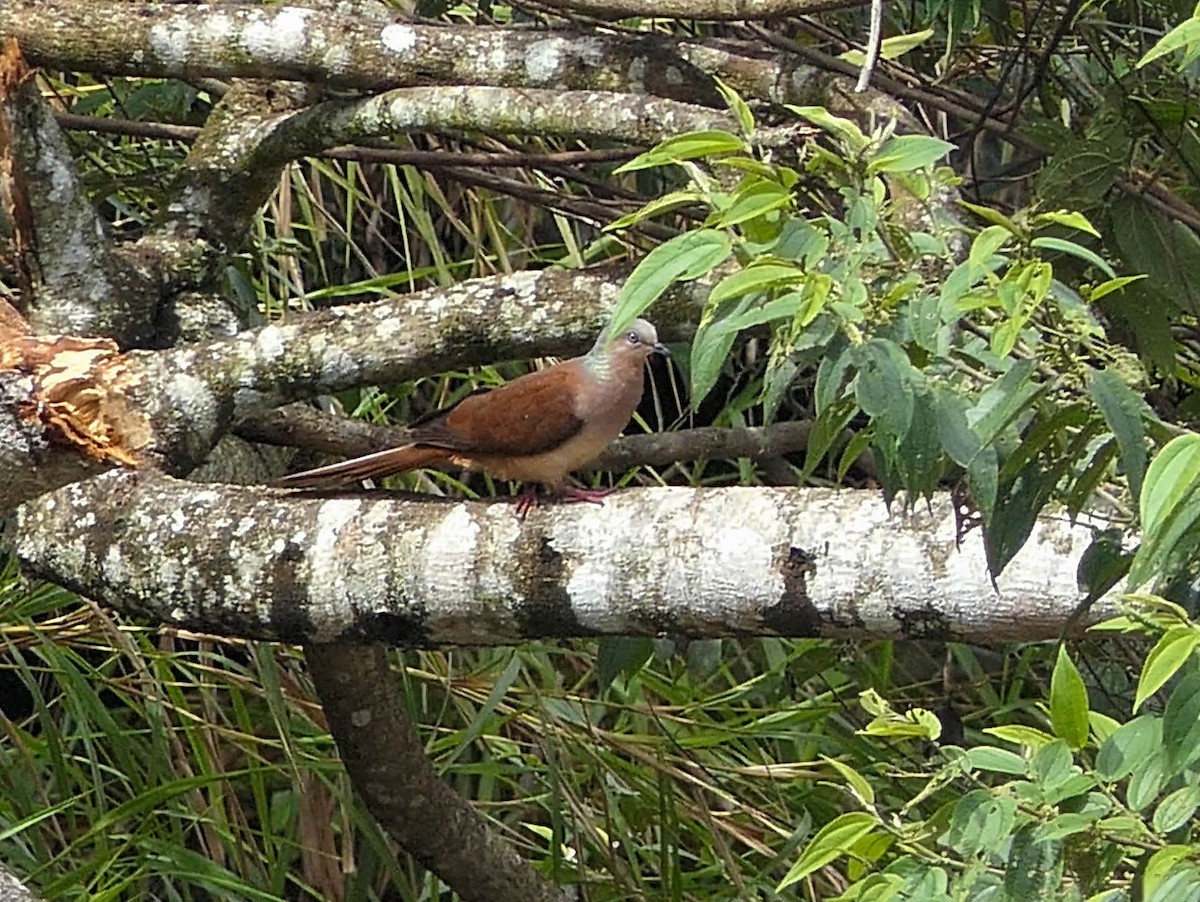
<box><xmin>1087</xmin><ymin>369</ymin><xmax>1148</xmax><ymax>503</ymax></box>
<box><xmin>868</xmin><ymin>134</ymin><xmax>955</xmax><ymax>173</ymax></box>
<box><xmin>854</xmin><ymin>338</ymin><xmax>915</xmax><ymax>443</ymax></box>
<box><xmin>707</xmin><ymin>262</ymin><xmax>804</xmax><ymax>306</ymax></box>
<box><xmin>1130</xmin><ymin>433</ymin><xmax>1200</xmax><ymax>588</ymax></box>
<box><xmin>1049</xmin><ymin>646</ymin><xmax>1090</xmax><ymax>750</ymax></box>
<box><xmin>609</xmin><ymin>229</ymin><xmax>732</xmax><ymax>336</ymax></box>
<box><xmin>687</xmin><ymin>297</ymin><xmax>751</xmax><ymax>406</ymax></box>
<box><xmin>1111</xmin><ymin>195</ymin><xmax>1200</xmax><ymax>317</ymax></box>
<box><xmin>615</xmin><ymin>130</ymin><xmax>748</xmax><ymax>173</ymax></box>
<box><xmin>777</xmin><ymin>811</ymin><xmax>878</xmax><ymax>890</ymax></box>
<box><xmin>1134</xmin><ymin>627</ymin><xmax>1200</xmax><ymax>713</ymax></box>
<box><xmin>1162</xmin><ymin>672</ymin><xmax>1200</xmax><ymax>775</ymax></box>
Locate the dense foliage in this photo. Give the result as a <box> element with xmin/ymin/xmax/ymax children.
<box><xmin>9</xmin><ymin>0</ymin><xmax>1200</xmax><ymax>899</ymax></box>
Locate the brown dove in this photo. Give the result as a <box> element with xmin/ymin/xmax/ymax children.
<box><xmin>277</xmin><ymin>319</ymin><xmax>668</xmax><ymax>513</ymax></box>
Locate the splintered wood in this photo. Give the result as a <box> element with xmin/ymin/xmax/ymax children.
<box><xmin>2</xmin><ymin>331</ymin><xmax>148</xmax><ymax>466</ymax></box>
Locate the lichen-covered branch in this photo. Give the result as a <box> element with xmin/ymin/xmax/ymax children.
<box><xmin>9</xmin><ymin>472</ymin><xmax>1120</xmax><ymax>646</ymax></box>
<box><xmin>270</xmin><ymin>87</ymin><xmax>741</xmax><ymax>158</ymax></box>
<box><xmin>0</xmin><ymin>266</ymin><xmax>702</xmax><ymax>508</ymax></box>
<box><xmin>2</xmin><ymin>2</ymin><xmax>720</xmax><ymax>105</ymax></box>
<box><xmin>163</xmin><ymin>265</ymin><xmax>700</xmax><ymax>413</ymax></box>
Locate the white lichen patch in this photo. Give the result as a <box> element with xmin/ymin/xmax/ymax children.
<box><xmin>322</xmin><ymin>44</ymin><xmax>353</xmax><ymax>75</ymax></box>
<box><xmin>254</xmin><ymin>324</ymin><xmax>287</xmax><ymax>362</ymax></box>
<box><xmin>416</xmin><ymin>504</ymin><xmax>481</xmax><ymax>611</ymax></box>
<box><xmin>199</xmin><ymin>12</ymin><xmax>235</xmax><ymax>45</ymax></box>
<box><xmin>148</xmin><ymin>19</ymin><xmax>193</xmax><ymax>69</ymax></box>
<box><xmin>241</xmin><ymin>7</ymin><xmax>313</xmax><ymax>60</ymax></box>
<box><xmin>164</xmin><ymin>371</ymin><xmax>220</xmax><ymax>433</ymax></box>
<box><xmin>380</xmin><ymin>24</ymin><xmax>417</xmax><ymax>54</ymax></box>
<box><xmin>524</xmin><ymin>37</ymin><xmax>567</xmax><ymax>83</ymax></box>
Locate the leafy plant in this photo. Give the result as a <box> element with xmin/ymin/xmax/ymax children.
<box><xmin>609</xmin><ymin>99</ymin><xmax>1152</xmax><ymax>577</ymax></box>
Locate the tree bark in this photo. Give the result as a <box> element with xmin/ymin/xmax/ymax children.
<box><xmin>8</xmin><ymin>472</ymin><xmax>1120</xmax><ymax>646</ymax></box>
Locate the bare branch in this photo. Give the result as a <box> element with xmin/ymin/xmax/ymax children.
<box><xmin>306</xmin><ymin>642</ymin><xmax>568</xmax><ymax>902</ymax></box>
<box><xmin>236</xmin><ymin>403</ymin><xmax>816</xmax><ymax>473</ymax></box>
<box><xmin>534</xmin><ymin>0</ymin><xmax>867</xmax><ymax>20</ymax></box>
<box><xmin>10</xmin><ymin>472</ymin><xmax>1121</xmax><ymax>646</ymax></box>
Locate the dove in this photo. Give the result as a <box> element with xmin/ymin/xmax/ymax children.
<box><xmin>277</xmin><ymin>319</ymin><xmax>668</xmax><ymax>513</ymax></box>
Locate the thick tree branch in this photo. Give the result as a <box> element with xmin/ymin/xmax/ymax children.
<box><xmin>0</xmin><ymin>266</ymin><xmax>703</xmax><ymax>508</ymax></box>
<box><xmin>2</xmin><ymin>3</ymin><xmax>719</xmax><ymax>105</ymax></box>
<box><xmin>9</xmin><ymin>472</ymin><xmax>1121</xmax><ymax>646</ymax></box>
<box><xmin>306</xmin><ymin>642</ymin><xmax>567</xmax><ymax>902</ymax></box>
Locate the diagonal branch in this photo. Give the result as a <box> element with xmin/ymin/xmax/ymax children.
<box><xmin>306</xmin><ymin>642</ymin><xmax>567</xmax><ymax>902</ymax></box>
<box><xmin>0</xmin><ymin>40</ymin><xmax>159</xmax><ymax>344</ymax></box>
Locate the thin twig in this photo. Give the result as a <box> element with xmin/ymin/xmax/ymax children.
<box><xmin>855</xmin><ymin>0</ymin><xmax>885</xmax><ymax>92</ymax></box>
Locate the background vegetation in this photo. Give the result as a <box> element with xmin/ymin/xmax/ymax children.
<box><xmin>8</xmin><ymin>0</ymin><xmax>1200</xmax><ymax>898</ymax></box>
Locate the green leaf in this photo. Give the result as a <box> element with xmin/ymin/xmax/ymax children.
<box><xmin>1130</xmin><ymin>433</ymin><xmax>1200</xmax><ymax>588</ymax></box>
<box><xmin>969</xmin><ymin>225</ymin><xmax>1012</xmax><ymax>269</ymax></box>
<box><xmin>963</xmin><ymin>746</ymin><xmax>1028</xmax><ymax>774</ymax></box>
<box><xmin>984</xmin><ymin>724</ymin><xmax>1057</xmax><ymax>749</ymax></box>
<box><xmin>868</xmin><ymin>135</ymin><xmax>955</xmax><ymax>174</ymax></box>
<box><xmin>1143</xmin><ymin>846</ymin><xmax>1195</xmax><ymax>898</ymax></box>
<box><xmin>1148</xmin><ymin>865</ymin><xmax>1200</xmax><ymax>902</ymax></box>
<box><xmin>1137</xmin><ymin>16</ymin><xmax>1200</xmax><ymax>68</ymax></box>
<box><xmin>1030</xmin><ymin>236</ymin><xmax>1116</xmax><ymax>278</ymax></box>
<box><xmin>1087</xmin><ymin>369</ymin><xmax>1148</xmax><ymax>503</ymax></box>
<box><xmin>1162</xmin><ymin>672</ymin><xmax>1200</xmax><ymax>774</ymax></box>
<box><xmin>605</xmin><ymin>189</ymin><xmax>704</xmax><ymax>231</ymax></box>
<box><xmin>932</xmin><ymin>388</ymin><xmax>980</xmax><ymax>466</ymax></box>
<box><xmin>839</xmin><ymin>28</ymin><xmax>934</xmax><ymax>64</ymax></box>
<box><xmin>597</xmin><ymin>637</ymin><xmax>654</xmax><ymax>692</ymax></box>
<box><xmin>959</xmin><ymin>200</ymin><xmax>1024</xmax><ymax>237</ymax></box>
<box><xmin>1095</xmin><ymin>715</ymin><xmax>1160</xmax><ymax>782</ymax></box>
<box><xmin>1135</xmin><ymin>627</ymin><xmax>1200</xmax><ymax>712</ymax></box>
<box><xmin>1003</xmin><ymin>824</ymin><xmax>1064</xmax><ymax>899</ymax></box>
<box><xmin>1087</xmin><ymin>274</ymin><xmax>1147</xmax><ymax>301</ymax></box>
<box><xmin>714</xmin><ymin>77</ymin><xmax>755</xmax><ymax>135</ymax></box>
<box><xmin>784</xmin><ymin>105</ymin><xmax>869</xmax><ymax>152</ymax></box>
<box><xmin>1127</xmin><ymin>747</ymin><xmax>1168</xmax><ymax>811</ymax></box>
<box><xmin>688</xmin><ymin>299</ymin><xmax>749</xmax><ymax>406</ymax></box>
<box><xmin>1153</xmin><ymin>785</ymin><xmax>1200</xmax><ymax>833</ymax></box>
<box><xmin>710</xmin><ymin>291</ymin><xmax>804</xmax><ymax>334</ymax></box>
<box><xmin>854</xmin><ymin>339</ymin><xmax>915</xmax><ymax>443</ymax></box>
<box><xmin>708</xmin><ymin>262</ymin><xmax>805</xmax><ymax>306</ymax></box>
<box><xmin>777</xmin><ymin>812</ymin><xmax>878</xmax><ymax>890</ymax></box>
<box><xmin>610</xmin><ymin>229</ymin><xmax>732</xmax><ymax>335</ymax></box>
<box><xmin>822</xmin><ymin>755</ymin><xmax>875</xmax><ymax>805</ymax></box>
<box><xmin>1033</xmin><ymin>210</ymin><xmax>1101</xmax><ymax>237</ymax></box>
<box><xmin>1111</xmin><ymin>196</ymin><xmax>1200</xmax><ymax>317</ymax></box>
<box><xmin>1050</xmin><ymin>646</ymin><xmax>1090</xmax><ymax>749</ymax></box>
<box><xmin>616</xmin><ymin>130</ymin><xmax>748</xmax><ymax>173</ymax></box>
<box><xmin>942</xmin><ymin>790</ymin><xmax>1017</xmax><ymax>857</ymax></box>
<box><xmin>713</xmin><ymin>179</ymin><xmax>792</xmax><ymax>228</ymax></box>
